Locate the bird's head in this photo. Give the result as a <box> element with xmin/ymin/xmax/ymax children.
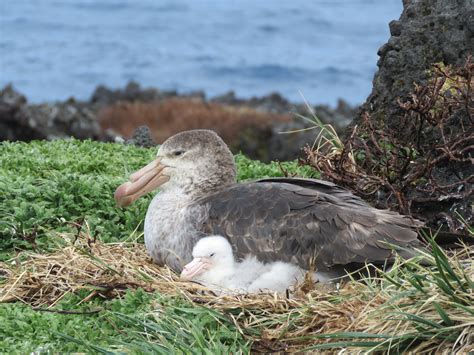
<box><xmin>180</xmin><ymin>235</ymin><xmax>235</xmax><ymax>281</ymax></box>
<box><xmin>114</xmin><ymin>129</ymin><xmax>236</xmax><ymax>207</ymax></box>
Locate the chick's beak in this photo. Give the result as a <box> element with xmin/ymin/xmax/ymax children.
<box><xmin>114</xmin><ymin>157</ymin><xmax>169</xmax><ymax>207</ymax></box>
<box><xmin>180</xmin><ymin>257</ymin><xmax>211</xmax><ymax>280</ymax></box>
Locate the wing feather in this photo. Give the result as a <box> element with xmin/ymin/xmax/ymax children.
<box><xmin>199</xmin><ymin>180</ymin><xmax>422</xmax><ymax>271</ymax></box>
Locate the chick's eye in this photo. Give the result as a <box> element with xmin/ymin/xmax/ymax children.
<box><xmin>173</xmin><ymin>150</ymin><xmax>184</xmax><ymax>157</ymax></box>
<box><xmin>210</xmin><ymin>253</ymin><xmax>215</xmax><ymax>257</ymax></box>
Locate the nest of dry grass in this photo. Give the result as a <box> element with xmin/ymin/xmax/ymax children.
<box><xmin>1</xmin><ymin>234</ymin><xmax>473</xmax><ymax>353</ymax></box>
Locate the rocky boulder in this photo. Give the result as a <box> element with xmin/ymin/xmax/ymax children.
<box><xmin>338</xmin><ymin>0</ymin><xmax>474</xmax><ymax>236</ymax></box>
<box><xmin>125</xmin><ymin>126</ymin><xmax>156</xmax><ymax>148</ymax></box>
<box><xmin>0</xmin><ymin>85</ymin><xmax>112</xmax><ymax>141</ymax></box>
<box><xmin>354</xmin><ymin>0</ymin><xmax>474</xmax><ymax>126</ymax></box>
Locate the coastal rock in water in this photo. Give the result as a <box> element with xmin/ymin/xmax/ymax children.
<box><xmin>0</xmin><ymin>85</ymin><xmax>112</xmax><ymax>141</ymax></box>
<box><xmin>91</xmin><ymin>81</ymin><xmax>173</xmax><ymax>105</ymax></box>
<box><xmin>0</xmin><ymin>85</ymin><xmax>31</xmax><ymax>140</ymax></box>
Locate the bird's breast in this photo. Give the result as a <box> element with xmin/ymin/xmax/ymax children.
<box><xmin>144</xmin><ymin>191</ymin><xmax>208</xmax><ymax>271</ymax></box>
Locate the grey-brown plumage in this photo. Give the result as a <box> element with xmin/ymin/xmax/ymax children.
<box><xmin>114</xmin><ymin>129</ymin><xmax>423</xmax><ymax>274</ymax></box>
<box><xmin>200</xmin><ymin>178</ymin><xmax>422</xmax><ymax>271</ymax></box>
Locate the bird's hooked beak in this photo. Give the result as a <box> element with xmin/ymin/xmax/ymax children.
<box><xmin>114</xmin><ymin>157</ymin><xmax>170</xmax><ymax>207</ymax></box>
<box><xmin>180</xmin><ymin>257</ymin><xmax>211</xmax><ymax>280</ymax></box>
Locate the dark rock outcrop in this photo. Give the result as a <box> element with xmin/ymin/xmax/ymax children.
<box><xmin>343</xmin><ymin>0</ymin><xmax>474</xmax><ymax>236</ymax></box>
<box><xmin>264</xmin><ymin>100</ymin><xmax>356</xmax><ymax>161</ymax></box>
<box><xmin>0</xmin><ymin>85</ymin><xmax>112</xmax><ymax>141</ymax></box>
<box><xmin>91</xmin><ymin>81</ymin><xmax>168</xmax><ymax>105</ymax></box>
<box><xmin>0</xmin><ymin>85</ymin><xmax>31</xmax><ymax>141</ymax></box>
<box><xmin>225</xmin><ymin>97</ymin><xmax>356</xmax><ymax>161</ymax></box>
<box><xmin>125</xmin><ymin>126</ymin><xmax>156</xmax><ymax>148</ymax></box>
<box><xmin>354</xmin><ymin>0</ymin><xmax>474</xmax><ymax>126</ymax></box>
<box><xmin>91</xmin><ymin>81</ymin><xmax>206</xmax><ymax>105</ymax></box>
<box><xmin>213</xmin><ymin>91</ymin><xmax>356</xmax><ymax>161</ymax></box>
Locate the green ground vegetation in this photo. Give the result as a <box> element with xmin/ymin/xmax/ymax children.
<box><xmin>0</xmin><ymin>139</ymin><xmax>314</xmax><ymax>353</ymax></box>
<box><xmin>0</xmin><ymin>140</ymin><xmax>315</xmax><ymax>260</ymax></box>
<box><xmin>1</xmin><ymin>140</ymin><xmax>472</xmax><ymax>353</ymax></box>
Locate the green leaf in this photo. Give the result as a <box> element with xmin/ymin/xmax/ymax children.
<box><xmin>432</xmin><ymin>302</ymin><xmax>454</xmax><ymax>326</ymax></box>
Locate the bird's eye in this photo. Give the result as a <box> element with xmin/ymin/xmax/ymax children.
<box><xmin>210</xmin><ymin>253</ymin><xmax>215</xmax><ymax>257</ymax></box>
<box><xmin>173</xmin><ymin>150</ymin><xmax>184</xmax><ymax>157</ymax></box>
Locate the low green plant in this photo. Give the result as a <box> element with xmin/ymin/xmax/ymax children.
<box><xmin>0</xmin><ymin>288</ymin><xmax>154</xmax><ymax>353</ymax></box>
<box><xmin>2</xmin><ymin>140</ymin><xmax>472</xmax><ymax>353</ymax></box>
<box><xmin>0</xmin><ymin>140</ymin><xmax>315</xmax><ymax>260</ymax></box>
<box><xmin>0</xmin><ymin>140</ymin><xmax>154</xmax><ymax>259</ymax></box>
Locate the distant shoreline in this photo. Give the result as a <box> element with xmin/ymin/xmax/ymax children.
<box><xmin>0</xmin><ymin>82</ymin><xmax>358</xmax><ymax>161</ymax></box>
<box><xmin>3</xmin><ymin>80</ymin><xmax>360</xmax><ymax>112</ymax></box>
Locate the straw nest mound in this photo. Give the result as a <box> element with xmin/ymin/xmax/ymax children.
<box><xmin>1</xmin><ymin>233</ymin><xmax>473</xmax><ymax>353</ymax></box>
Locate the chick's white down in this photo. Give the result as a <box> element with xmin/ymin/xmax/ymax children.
<box><xmin>181</xmin><ymin>236</ymin><xmax>305</xmax><ymax>294</ymax></box>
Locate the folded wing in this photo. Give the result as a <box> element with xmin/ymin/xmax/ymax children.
<box><xmin>200</xmin><ymin>179</ymin><xmax>422</xmax><ymax>271</ymax></box>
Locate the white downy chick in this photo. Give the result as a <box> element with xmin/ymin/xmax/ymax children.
<box><xmin>180</xmin><ymin>236</ymin><xmax>305</xmax><ymax>294</ymax></box>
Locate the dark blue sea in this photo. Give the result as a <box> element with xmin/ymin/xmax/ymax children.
<box><xmin>0</xmin><ymin>0</ymin><xmax>402</xmax><ymax>105</ymax></box>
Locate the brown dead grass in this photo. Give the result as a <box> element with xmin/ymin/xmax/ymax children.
<box><xmin>98</xmin><ymin>98</ymin><xmax>291</xmax><ymax>144</ymax></box>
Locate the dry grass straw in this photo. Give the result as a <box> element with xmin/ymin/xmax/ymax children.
<box><xmin>0</xmin><ymin>234</ymin><xmax>191</xmax><ymax>307</ymax></box>
<box><xmin>1</xmin><ymin>233</ymin><xmax>473</xmax><ymax>352</ymax></box>
<box><xmin>282</xmin><ymin>93</ymin><xmax>356</xmax><ymax>174</ymax></box>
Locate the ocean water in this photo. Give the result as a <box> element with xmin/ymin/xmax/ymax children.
<box><xmin>0</xmin><ymin>0</ymin><xmax>402</xmax><ymax>105</ymax></box>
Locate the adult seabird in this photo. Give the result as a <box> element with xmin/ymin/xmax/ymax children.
<box><xmin>114</xmin><ymin>129</ymin><xmax>422</xmax><ymax>274</ymax></box>
<box><xmin>180</xmin><ymin>235</ymin><xmax>305</xmax><ymax>293</ymax></box>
